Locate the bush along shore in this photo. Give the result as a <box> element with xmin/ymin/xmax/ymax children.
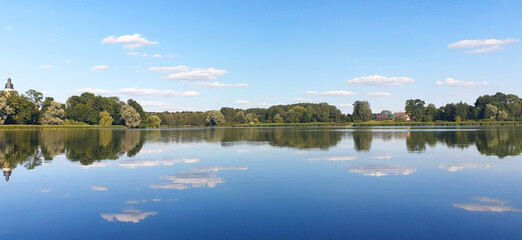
<box><xmin>1</xmin><ymin>90</ymin><xmax>521</xmax><ymax>128</ymax></box>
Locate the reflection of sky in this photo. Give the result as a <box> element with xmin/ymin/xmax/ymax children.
<box><xmin>101</xmin><ymin>209</ymin><xmax>158</xmax><ymax>223</ymax></box>
<box><xmin>348</xmin><ymin>165</ymin><xmax>417</xmax><ymax>177</ymax></box>
<box><xmin>453</xmin><ymin>196</ymin><xmax>520</xmax><ymax>212</ymax></box>
<box><xmin>3</xmin><ymin>128</ymin><xmax>522</xmax><ymax>239</ymax></box>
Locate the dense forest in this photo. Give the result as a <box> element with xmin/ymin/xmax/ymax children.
<box><xmin>0</xmin><ymin>90</ymin><xmax>161</xmax><ymax>128</ymax></box>
<box><xmin>1</xmin><ymin>90</ymin><xmax>521</xmax><ymax>127</ymax></box>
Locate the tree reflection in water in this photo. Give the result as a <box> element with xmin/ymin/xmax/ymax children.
<box><xmin>0</xmin><ymin>127</ymin><xmax>520</xmax><ymax>180</ymax></box>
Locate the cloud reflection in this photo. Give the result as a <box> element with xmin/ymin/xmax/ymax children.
<box><xmin>92</xmin><ymin>186</ymin><xmax>108</xmax><ymax>191</ymax></box>
<box><xmin>438</xmin><ymin>163</ymin><xmax>490</xmax><ymax>172</ymax></box>
<box><xmin>348</xmin><ymin>165</ymin><xmax>416</xmax><ymax>177</ymax></box>
<box><xmin>191</xmin><ymin>166</ymin><xmax>248</xmax><ymax>172</ymax></box>
<box><xmin>150</xmin><ymin>173</ymin><xmax>225</xmax><ymax>190</ymax></box>
<box><xmin>101</xmin><ymin>209</ymin><xmax>157</xmax><ymax>223</ymax></box>
<box><xmin>308</xmin><ymin>156</ymin><xmax>358</xmax><ymax>161</ymax></box>
<box><xmin>453</xmin><ymin>196</ymin><xmax>520</xmax><ymax>212</ymax></box>
<box><xmin>119</xmin><ymin>157</ymin><xmax>199</xmax><ymax>168</ymax></box>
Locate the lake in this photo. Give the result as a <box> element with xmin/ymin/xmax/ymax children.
<box><xmin>1</xmin><ymin>127</ymin><xmax>521</xmax><ymax>239</ymax></box>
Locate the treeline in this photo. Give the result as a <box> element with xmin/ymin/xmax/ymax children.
<box><xmin>350</xmin><ymin>92</ymin><xmax>522</xmax><ymax>122</ymax></box>
<box><xmin>154</xmin><ymin>103</ymin><xmax>350</xmax><ymax>126</ymax></box>
<box><xmin>403</xmin><ymin>92</ymin><xmax>522</xmax><ymax>122</ymax></box>
<box><xmin>0</xmin><ymin>90</ymin><xmax>161</xmax><ymax>127</ymax></box>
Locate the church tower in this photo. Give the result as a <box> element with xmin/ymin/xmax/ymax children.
<box><xmin>4</xmin><ymin>77</ymin><xmax>14</xmax><ymax>97</ymax></box>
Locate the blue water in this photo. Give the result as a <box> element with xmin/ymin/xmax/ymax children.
<box><xmin>0</xmin><ymin>127</ymin><xmax>521</xmax><ymax>239</ymax></box>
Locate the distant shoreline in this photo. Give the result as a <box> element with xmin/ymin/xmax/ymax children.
<box><xmin>1</xmin><ymin>121</ymin><xmax>521</xmax><ymax>130</ymax></box>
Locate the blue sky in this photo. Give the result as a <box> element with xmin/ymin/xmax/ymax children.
<box><xmin>1</xmin><ymin>0</ymin><xmax>521</xmax><ymax>113</ymax></box>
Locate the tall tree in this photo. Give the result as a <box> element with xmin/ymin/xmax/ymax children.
<box><xmin>121</xmin><ymin>104</ymin><xmax>141</xmax><ymax>127</ymax></box>
<box><xmin>352</xmin><ymin>101</ymin><xmax>372</xmax><ymax>122</ymax></box>
<box><xmin>42</xmin><ymin>101</ymin><xmax>65</xmax><ymax>125</ymax></box>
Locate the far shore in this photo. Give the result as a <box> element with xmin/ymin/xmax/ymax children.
<box><xmin>1</xmin><ymin>120</ymin><xmax>522</xmax><ymax>130</ymax></box>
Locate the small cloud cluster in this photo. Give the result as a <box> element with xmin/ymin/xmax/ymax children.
<box><xmin>347</xmin><ymin>75</ymin><xmax>414</xmax><ymax>86</ymax></box>
<box><xmin>92</xmin><ymin>65</ymin><xmax>109</xmax><ymax>71</ymax></box>
<box><xmin>39</xmin><ymin>65</ymin><xmax>53</xmax><ymax>69</ymax></box>
<box><xmin>435</xmin><ymin>78</ymin><xmax>488</xmax><ymax>87</ymax></box>
<box><xmin>92</xmin><ymin>186</ymin><xmax>108</xmax><ymax>191</ymax></box>
<box><xmin>102</xmin><ymin>34</ymin><xmax>158</xmax><ymax>49</ymax></box>
<box><xmin>367</xmin><ymin>92</ymin><xmax>392</xmax><ymax>97</ymax></box>
<box><xmin>305</xmin><ymin>90</ymin><xmax>356</xmax><ymax>96</ymax></box>
<box><xmin>448</xmin><ymin>38</ymin><xmax>519</xmax><ymax>53</ymax></box>
<box><xmin>194</xmin><ymin>82</ymin><xmax>247</xmax><ymax>88</ymax></box>
<box><xmin>149</xmin><ymin>65</ymin><xmax>227</xmax><ymax>81</ymax></box>
<box><xmin>127</xmin><ymin>52</ymin><xmax>148</xmax><ymax>57</ymax></box>
<box><xmin>119</xmin><ymin>87</ymin><xmax>199</xmax><ymax>97</ymax></box>
<box><xmin>348</xmin><ymin>165</ymin><xmax>416</xmax><ymax>177</ymax></box>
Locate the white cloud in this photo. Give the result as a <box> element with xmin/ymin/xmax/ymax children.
<box><xmin>102</xmin><ymin>34</ymin><xmax>158</xmax><ymax>49</ymax></box>
<box><xmin>66</xmin><ymin>60</ymin><xmax>72</xmax><ymax>64</ymax></box>
<box><xmin>3</xmin><ymin>26</ymin><xmax>13</xmax><ymax>30</ymax></box>
<box><xmin>438</xmin><ymin>163</ymin><xmax>490</xmax><ymax>172</ymax></box>
<box><xmin>308</xmin><ymin>156</ymin><xmax>358</xmax><ymax>161</ymax></box>
<box><xmin>153</xmin><ymin>54</ymin><xmax>162</xmax><ymax>58</ymax></box>
<box><xmin>149</xmin><ymin>66</ymin><xmax>190</xmax><ymax>73</ymax></box>
<box><xmin>126</xmin><ymin>52</ymin><xmax>147</xmax><ymax>56</ymax></box>
<box><xmin>39</xmin><ymin>189</ymin><xmax>51</xmax><ymax>193</ymax></box>
<box><xmin>435</xmin><ymin>78</ymin><xmax>488</xmax><ymax>87</ymax></box>
<box><xmin>149</xmin><ymin>65</ymin><xmax>227</xmax><ymax>81</ymax></box>
<box><xmin>92</xmin><ymin>186</ymin><xmax>108</xmax><ymax>191</ymax></box>
<box><xmin>448</xmin><ymin>38</ymin><xmax>518</xmax><ymax>48</ymax></box>
<box><xmin>194</xmin><ymin>82</ymin><xmax>247</xmax><ymax>88</ymax></box>
<box><xmin>448</xmin><ymin>38</ymin><xmax>518</xmax><ymax>53</ymax></box>
<box><xmin>338</xmin><ymin>104</ymin><xmax>353</xmax><ymax>108</ymax></box>
<box><xmin>126</xmin><ymin>200</ymin><xmax>140</xmax><ymax>204</ymax></box>
<box><xmin>305</xmin><ymin>90</ymin><xmax>356</xmax><ymax>96</ymax></box>
<box><xmin>235</xmin><ymin>100</ymin><xmax>250</xmax><ymax>104</ymax></box>
<box><xmin>348</xmin><ymin>165</ymin><xmax>416</xmax><ymax>177</ymax></box>
<box><xmin>292</xmin><ymin>98</ymin><xmax>319</xmax><ymax>103</ymax></box>
<box><xmin>92</xmin><ymin>65</ymin><xmax>109</xmax><ymax>71</ymax></box>
<box><xmin>367</xmin><ymin>92</ymin><xmax>392</xmax><ymax>97</ymax></box>
<box><xmin>466</xmin><ymin>45</ymin><xmax>504</xmax><ymax>53</ymax></box>
<box><xmin>72</xmin><ymin>88</ymin><xmax>111</xmax><ymax>95</ymax></box>
<box><xmin>347</xmin><ymin>75</ymin><xmax>414</xmax><ymax>86</ymax></box>
<box><xmin>138</xmin><ymin>101</ymin><xmax>171</xmax><ymax>107</ymax></box>
<box><xmin>101</xmin><ymin>209</ymin><xmax>157</xmax><ymax>223</ymax></box>
<box><xmin>39</xmin><ymin>65</ymin><xmax>53</xmax><ymax>69</ymax></box>
<box><xmin>119</xmin><ymin>87</ymin><xmax>199</xmax><ymax>97</ymax></box>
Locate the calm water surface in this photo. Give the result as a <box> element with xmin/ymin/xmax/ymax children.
<box><xmin>1</xmin><ymin>127</ymin><xmax>521</xmax><ymax>239</ymax></box>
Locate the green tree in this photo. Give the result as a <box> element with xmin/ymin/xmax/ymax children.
<box><xmin>147</xmin><ymin>115</ymin><xmax>161</xmax><ymax>128</ymax></box>
<box><xmin>485</xmin><ymin>104</ymin><xmax>498</xmax><ymax>120</ymax></box>
<box><xmin>25</xmin><ymin>89</ymin><xmax>44</xmax><ymax>109</ymax></box>
<box><xmin>121</xmin><ymin>104</ymin><xmax>141</xmax><ymax>127</ymax></box>
<box><xmin>99</xmin><ymin>111</ymin><xmax>114</xmax><ymax>126</ymax></box>
<box><xmin>42</xmin><ymin>101</ymin><xmax>65</xmax><ymax>125</ymax></box>
<box><xmin>353</xmin><ymin>101</ymin><xmax>372</xmax><ymax>122</ymax></box>
<box><xmin>233</xmin><ymin>111</ymin><xmax>247</xmax><ymax>124</ymax></box>
<box><xmin>405</xmin><ymin>99</ymin><xmax>425</xmax><ymax>121</ymax></box>
<box><xmin>127</xmin><ymin>99</ymin><xmax>147</xmax><ymax>121</ymax></box>
<box><xmin>497</xmin><ymin>110</ymin><xmax>508</xmax><ymax>120</ymax></box>
<box><xmin>206</xmin><ymin>110</ymin><xmax>225</xmax><ymax>126</ymax></box>
<box><xmin>220</xmin><ymin>107</ymin><xmax>236</xmax><ymax>123</ymax></box>
<box><xmin>273</xmin><ymin>114</ymin><xmax>284</xmax><ymax>123</ymax></box>
<box><xmin>0</xmin><ymin>96</ymin><xmax>13</xmax><ymax>124</ymax></box>
<box><xmin>5</xmin><ymin>93</ymin><xmax>39</xmax><ymax>124</ymax></box>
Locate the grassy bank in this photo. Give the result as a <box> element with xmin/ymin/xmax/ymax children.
<box><xmin>0</xmin><ymin>125</ymin><xmax>128</xmax><ymax>130</ymax></box>
<box><xmin>161</xmin><ymin>122</ymin><xmax>353</xmax><ymax>128</ymax></box>
<box><xmin>352</xmin><ymin>120</ymin><xmax>522</xmax><ymax>126</ymax></box>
